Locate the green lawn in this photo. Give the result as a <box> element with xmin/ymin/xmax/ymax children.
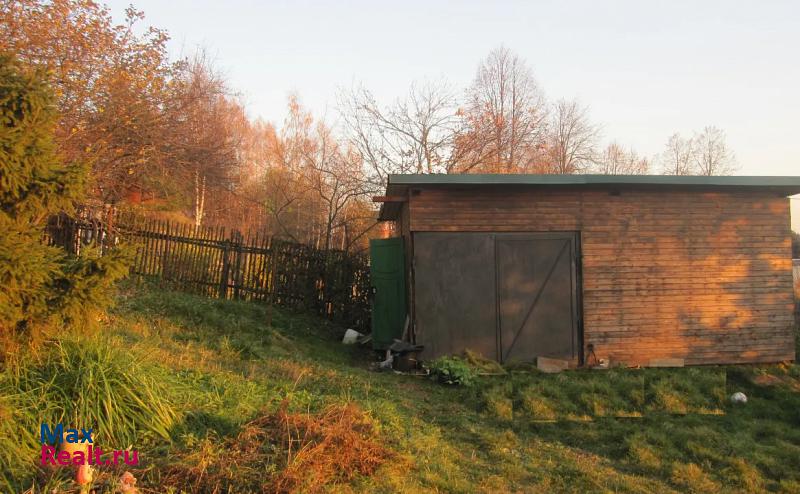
<box><xmin>3</xmin><ymin>284</ymin><xmax>800</xmax><ymax>493</ymax></box>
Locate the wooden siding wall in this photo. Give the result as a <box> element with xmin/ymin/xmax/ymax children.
<box><xmin>406</xmin><ymin>187</ymin><xmax>796</xmax><ymax>366</ymax></box>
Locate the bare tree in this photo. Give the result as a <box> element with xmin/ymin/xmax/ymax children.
<box><xmin>455</xmin><ymin>46</ymin><xmax>548</xmax><ymax>173</ymax></box>
<box><xmin>594</xmin><ymin>142</ymin><xmax>650</xmax><ymax>175</ymax></box>
<box><xmin>545</xmin><ymin>99</ymin><xmax>599</xmax><ymax>174</ymax></box>
<box><xmin>660</xmin><ymin>133</ymin><xmax>695</xmax><ymax>175</ymax></box>
<box><xmin>339</xmin><ymin>81</ymin><xmax>458</xmax><ymax>189</ymax></box>
<box><xmin>301</xmin><ymin>123</ymin><xmax>369</xmax><ymax>250</ymax></box>
<box><xmin>693</xmin><ymin>126</ymin><xmax>736</xmax><ymax>176</ymax></box>
<box><xmin>246</xmin><ymin>97</ymin><xmax>373</xmax><ymax>250</ymax></box>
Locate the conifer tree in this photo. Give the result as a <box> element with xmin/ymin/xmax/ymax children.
<box><xmin>0</xmin><ymin>53</ymin><xmax>129</xmax><ymax>350</ymax></box>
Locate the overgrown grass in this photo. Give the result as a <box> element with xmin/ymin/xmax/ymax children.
<box><xmin>0</xmin><ymin>334</ymin><xmax>177</xmax><ymax>490</ymax></box>
<box><xmin>3</xmin><ymin>283</ymin><xmax>799</xmax><ymax>493</ymax></box>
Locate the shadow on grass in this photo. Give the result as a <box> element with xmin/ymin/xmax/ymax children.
<box><xmin>501</xmin><ymin>367</ymin><xmax>800</xmax><ymax>492</ymax></box>
<box><xmin>114</xmin><ymin>281</ymin><xmax>373</xmax><ymax>369</ymax></box>
<box><xmin>178</xmin><ymin>411</ymin><xmax>239</xmax><ymax>439</ymax></box>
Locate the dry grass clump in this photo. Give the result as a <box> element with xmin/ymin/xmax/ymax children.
<box><xmin>671</xmin><ymin>462</ymin><xmax>720</xmax><ymax>494</ymax></box>
<box><xmin>163</xmin><ymin>402</ymin><xmax>392</xmax><ymax>493</ymax></box>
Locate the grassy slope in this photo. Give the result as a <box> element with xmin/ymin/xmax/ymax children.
<box><xmin>9</xmin><ymin>285</ymin><xmax>800</xmax><ymax>493</ymax></box>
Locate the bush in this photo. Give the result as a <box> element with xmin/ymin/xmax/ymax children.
<box><xmin>428</xmin><ymin>356</ymin><xmax>478</xmax><ymax>387</ymax></box>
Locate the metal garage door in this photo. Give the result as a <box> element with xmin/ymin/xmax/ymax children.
<box><xmin>414</xmin><ymin>232</ymin><xmax>579</xmax><ymax>363</ymax></box>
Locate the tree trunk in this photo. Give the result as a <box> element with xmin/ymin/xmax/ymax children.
<box><xmin>194</xmin><ymin>171</ymin><xmax>206</xmax><ymax>228</ymax></box>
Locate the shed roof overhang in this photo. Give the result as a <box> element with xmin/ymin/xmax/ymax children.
<box><xmin>377</xmin><ymin>174</ymin><xmax>800</xmax><ymax>221</ymax></box>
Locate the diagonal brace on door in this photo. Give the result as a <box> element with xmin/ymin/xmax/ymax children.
<box><xmin>501</xmin><ymin>239</ymin><xmax>570</xmax><ymax>362</ymax></box>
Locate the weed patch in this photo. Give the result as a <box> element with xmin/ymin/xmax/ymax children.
<box><xmin>162</xmin><ymin>402</ymin><xmax>393</xmax><ymax>493</ymax></box>
<box><xmin>428</xmin><ymin>356</ymin><xmax>479</xmax><ymax>386</ymax></box>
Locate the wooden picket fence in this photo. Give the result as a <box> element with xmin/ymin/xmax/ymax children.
<box><xmin>45</xmin><ymin>211</ymin><xmax>371</xmax><ymax>331</ymax></box>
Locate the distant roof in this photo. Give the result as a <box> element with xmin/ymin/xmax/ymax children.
<box><xmin>379</xmin><ymin>174</ymin><xmax>800</xmax><ymax>220</ymax></box>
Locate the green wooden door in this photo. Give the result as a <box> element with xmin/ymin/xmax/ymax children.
<box><xmin>370</xmin><ymin>237</ymin><xmax>406</xmax><ymax>350</ymax></box>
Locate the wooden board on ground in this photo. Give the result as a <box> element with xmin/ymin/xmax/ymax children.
<box><xmin>537</xmin><ymin>356</ymin><xmax>569</xmax><ymax>373</ymax></box>
<box><xmin>648</xmin><ymin>358</ymin><xmax>685</xmax><ymax>368</ymax></box>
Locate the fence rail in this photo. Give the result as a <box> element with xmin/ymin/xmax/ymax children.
<box><xmin>45</xmin><ymin>211</ymin><xmax>371</xmax><ymax>331</ymax></box>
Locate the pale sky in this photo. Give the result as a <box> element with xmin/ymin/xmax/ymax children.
<box><xmin>105</xmin><ymin>0</ymin><xmax>800</xmax><ymax>229</ymax></box>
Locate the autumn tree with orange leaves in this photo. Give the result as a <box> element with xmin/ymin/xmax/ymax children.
<box><xmin>0</xmin><ymin>0</ymin><xmax>261</xmax><ymax>231</ymax></box>
<box><xmin>0</xmin><ymin>0</ymin><xmax>175</xmax><ymax>204</ymax></box>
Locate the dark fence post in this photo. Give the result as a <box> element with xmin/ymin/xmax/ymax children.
<box><xmin>231</xmin><ymin>230</ymin><xmax>243</xmax><ymax>300</ymax></box>
<box><xmin>162</xmin><ymin>221</ymin><xmax>172</xmax><ymax>284</ymax></box>
<box><xmin>219</xmin><ymin>242</ymin><xmax>230</xmax><ymax>299</ymax></box>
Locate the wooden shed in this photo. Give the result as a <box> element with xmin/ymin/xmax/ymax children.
<box><xmin>374</xmin><ymin>174</ymin><xmax>800</xmax><ymax>367</ymax></box>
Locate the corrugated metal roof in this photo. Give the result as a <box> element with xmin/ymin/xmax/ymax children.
<box><xmin>379</xmin><ymin>174</ymin><xmax>800</xmax><ymax>220</ymax></box>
